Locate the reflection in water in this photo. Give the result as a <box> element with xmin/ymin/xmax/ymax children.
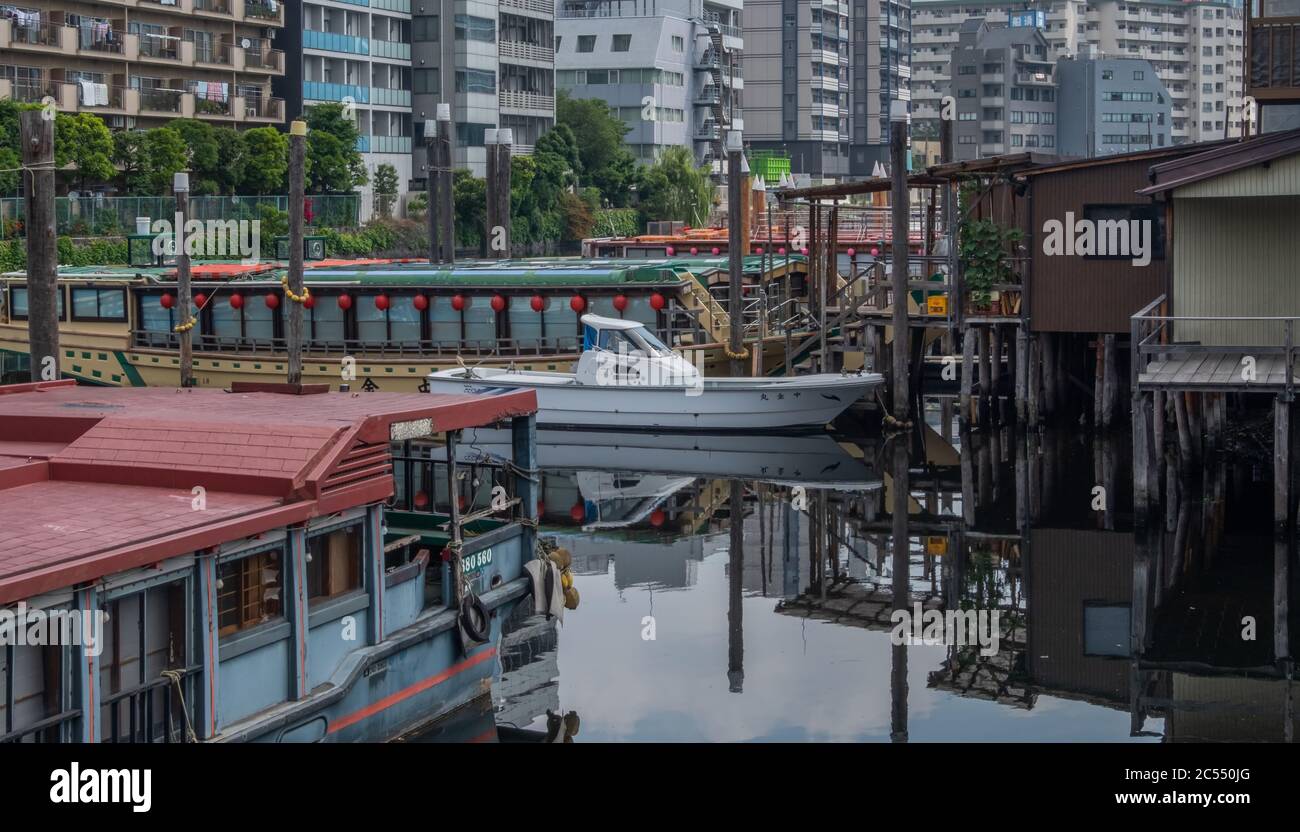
<box><xmin>410</xmin><ymin>410</ymin><xmax>1295</xmax><ymax>742</ymax></box>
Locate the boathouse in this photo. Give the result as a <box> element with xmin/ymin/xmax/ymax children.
<box><xmin>0</xmin><ymin>379</ymin><xmax>539</xmax><ymax>743</ymax></box>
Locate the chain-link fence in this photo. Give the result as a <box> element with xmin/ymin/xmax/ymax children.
<box><xmin>0</xmin><ymin>194</ymin><xmax>361</xmax><ymax>239</ymax></box>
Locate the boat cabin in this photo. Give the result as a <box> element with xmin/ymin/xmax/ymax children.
<box><xmin>0</xmin><ymin>379</ymin><xmax>539</xmax><ymax>743</ymax></box>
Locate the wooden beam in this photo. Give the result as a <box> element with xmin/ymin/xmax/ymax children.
<box><xmin>20</xmin><ymin>111</ymin><xmax>58</xmax><ymax>384</ymax></box>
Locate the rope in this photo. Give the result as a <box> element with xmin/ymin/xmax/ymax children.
<box><xmin>280</xmin><ymin>276</ymin><xmax>311</xmax><ymax>304</ymax></box>
<box><xmin>160</xmin><ymin>670</ymin><xmax>198</xmax><ymax>743</ymax></box>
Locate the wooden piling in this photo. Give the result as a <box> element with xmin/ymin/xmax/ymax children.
<box><xmin>1175</xmin><ymin>392</ymin><xmax>1195</xmax><ymax>469</ymax></box>
<box><xmin>977</xmin><ymin>327</ymin><xmax>991</xmax><ymax>425</ymax></box>
<box><xmin>1134</xmin><ymin>391</ymin><xmax>1151</xmax><ymax>522</ymax></box>
<box><xmin>286</xmin><ymin>120</ymin><xmax>306</xmax><ymax>385</ymax></box>
<box><xmin>1102</xmin><ymin>334</ymin><xmax>1118</xmax><ymax>431</ymax></box>
<box><xmin>990</xmin><ymin>325</ymin><xmax>1003</xmax><ymax>420</ymax></box>
<box><xmin>1040</xmin><ymin>333</ymin><xmax>1057</xmax><ymax>418</ymax></box>
<box><xmin>1275</xmin><ymin>396</ymin><xmax>1291</xmax><ymax>537</ymax></box>
<box><xmin>727</xmin><ymin>134</ymin><xmax>745</xmax><ymax>378</ymax></box>
<box><xmin>1027</xmin><ymin>333</ymin><xmax>1041</xmax><ymax>425</ymax></box>
<box><xmin>889</xmin><ymin>112</ymin><xmax>910</xmax><ymax>423</ymax></box>
<box><xmin>20</xmin><ymin>111</ymin><xmax>58</xmax><ymax>384</ymax></box>
<box><xmin>960</xmin><ymin>329</ymin><xmax>975</xmax><ymax>424</ymax></box>
<box><xmin>174</xmin><ymin>175</ymin><xmax>193</xmax><ymax>388</ymax></box>
<box><xmin>1093</xmin><ymin>337</ymin><xmax>1105</xmax><ymax>428</ymax></box>
<box><xmin>1014</xmin><ymin>327</ymin><xmax>1028</xmax><ymax>424</ymax></box>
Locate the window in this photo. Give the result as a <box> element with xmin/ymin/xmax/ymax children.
<box><xmin>671</xmin><ymin>35</ymin><xmax>684</xmax><ymax>53</ymax></box>
<box><xmin>8</xmin><ymin>286</ymin><xmax>64</xmax><ymax>320</ymax></box>
<box><xmin>1102</xmin><ymin>69</ymin><xmax>1113</xmax><ymax>79</ymax></box>
<box><xmin>1081</xmin><ymin>204</ymin><xmax>1166</xmax><ymax>261</ymax></box>
<box><xmin>358</xmin><ymin>294</ymin><xmax>420</xmax><ymax>344</ymax></box>
<box><xmin>577</xmin><ymin>35</ymin><xmax>595</xmax><ymax>53</ymax></box>
<box><xmin>414</xmin><ymin>68</ymin><xmax>439</xmax><ymax>94</ymax></box>
<box><xmin>1083</xmin><ymin>604</ymin><xmax>1131</xmax><ymax>657</ymax></box>
<box><xmin>455</xmin><ymin>69</ymin><xmax>496</xmax><ymax>94</ymax></box>
<box><xmin>217</xmin><ymin>549</ymin><xmax>284</xmax><ymax>636</ymax></box>
<box><xmin>612</xmin><ymin>34</ymin><xmax>631</xmax><ymax>52</ymax></box>
<box><xmin>1133</xmin><ymin>70</ymin><xmax>1144</xmax><ymax>80</ymax></box>
<box><xmin>413</xmin><ymin>16</ymin><xmax>438</xmax><ymax>42</ymax></box>
<box><xmin>307</xmin><ymin>526</ymin><xmax>363</xmax><ymax>603</ymax></box>
<box><xmin>453</xmin><ymin>14</ymin><xmax>494</xmax><ymax>43</ymax></box>
<box><xmin>71</xmin><ymin>287</ymin><xmax>126</xmax><ymax>321</ymax></box>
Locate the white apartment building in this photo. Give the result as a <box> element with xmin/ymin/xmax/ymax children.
<box><xmin>912</xmin><ymin>0</ymin><xmax>1245</xmax><ymax>146</ymax></box>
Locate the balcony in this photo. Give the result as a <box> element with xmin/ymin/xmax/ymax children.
<box><xmin>193</xmin><ymin>41</ymin><xmax>233</xmax><ymax>67</ymax></box>
<box><xmin>1015</xmin><ymin>72</ymin><xmax>1053</xmax><ymax>85</ymax></box>
<box><xmin>371</xmin><ymin>135</ymin><xmax>412</xmax><ymax>154</ymax></box>
<box><xmin>244</xmin><ymin>0</ymin><xmax>284</xmax><ymax>25</ymax></box>
<box><xmin>501</xmin><ymin>0</ymin><xmax>554</xmax><ymax>18</ymax></box>
<box><xmin>371</xmin><ymin>39</ymin><xmax>410</xmax><ymax>60</ymax></box>
<box><xmin>370</xmin><ymin>86</ymin><xmax>411</xmax><ymax>107</ymax></box>
<box><xmin>303</xmin><ymin>30</ymin><xmax>370</xmax><ymax>55</ymax></box>
<box><xmin>498</xmin><ymin>90</ymin><xmax>554</xmax><ymax>112</ymax></box>
<box><xmin>138</xmin><ymin>33</ymin><xmax>180</xmax><ymax>62</ymax></box>
<box><xmin>371</xmin><ymin>0</ymin><xmax>410</xmax><ymax>11</ymax></box>
<box><xmin>304</xmin><ymin>81</ymin><xmax>369</xmax><ymax>103</ymax></box>
<box><xmin>695</xmin><ymin>122</ymin><xmax>720</xmax><ymax>140</ymax></box>
<box><xmin>244</xmin><ymin>48</ymin><xmax>285</xmax><ymax>73</ymax></box>
<box><xmin>499</xmin><ymin>40</ymin><xmax>554</xmax><ymax>64</ymax></box>
<box><xmin>193</xmin><ymin>0</ymin><xmax>231</xmax><ymax>15</ymax></box>
<box><xmin>1248</xmin><ymin>20</ymin><xmax>1300</xmax><ymax>98</ymax></box>
<box><xmin>138</xmin><ymin>87</ymin><xmax>186</xmax><ymax>115</ymax></box>
<box><xmin>240</xmin><ymin>95</ymin><xmax>284</xmax><ymax>120</ymax></box>
<box><xmin>7</xmin><ymin>20</ymin><xmax>66</xmax><ymax>52</ymax></box>
<box><xmin>696</xmin><ymin>86</ymin><xmax>721</xmax><ymax>104</ymax></box>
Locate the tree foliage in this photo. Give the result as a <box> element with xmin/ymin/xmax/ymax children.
<box><xmin>638</xmin><ymin>146</ymin><xmax>712</xmax><ymax>227</ymax></box>
<box><xmin>556</xmin><ymin>91</ymin><xmax>641</xmax><ymax>208</ymax></box>
<box><xmin>54</xmin><ymin>112</ymin><xmax>116</xmax><ymax>191</ymax></box>
<box><xmin>240</xmin><ymin>127</ymin><xmax>288</xmax><ymax>195</ymax></box>
<box><xmin>305</xmin><ymin>103</ymin><xmax>368</xmax><ymax>193</ymax></box>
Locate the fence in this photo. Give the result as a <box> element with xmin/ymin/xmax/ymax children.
<box><xmin>0</xmin><ymin>195</ymin><xmax>362</xmax><ymax>239</ymax></box>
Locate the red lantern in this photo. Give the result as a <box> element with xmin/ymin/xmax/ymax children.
<box><xmin>451</xmin><ymin>294</ymin><xmax>466</xmax><ymax>312</ymax></box>
<box><xmin>847</xmin><ymin>248</ymin><xmax>857</xmax><ymax>257</ymax></box>
<box><xmin>337</xmin><ymin>294</ymin><xmax>353</xmax><ymax>311</ymax></box>
<box><xmin>755</xmin><ymin>246</ymin><xmax>764</xmax><ymax>255</ymax></box>
<box><xmin>413</xmin><ymin>294</ymin><xmax>429</xmax><ymax>312</ymax></box>
<box><xmin>800</xmin><ymin>247</ymin><xmax>809</xmax><ymax>256</ymax></box>
<box><xmin>569</xmin><ymin>295</ymin><xmax>586</xmax><ymax>313</ymax></box>
<box><xmin>666</xmin><ymin>246</ymin><xmax>676</xmax><ymax>256</ymax></box>
<box><xmin>303</xmin><ymin>294</ymin><xmax>315</xmax><ymax>310</ymax></box>
<box><xmin>413</xmin><ymin>492</ymin><xmax>429</xmax><ymax>509</ymax></box>
<box><xmin>159</xmin><ymin>293</ymin><xmax>175</xmax><ymax>309</ymax></box>
<box><xmin>457</xmin><ymin>494</ymin><xmax>468</xmax><ymax>511</ymax></box>
<box><xmin>569</xmin><ymin>502</ymin><xmax>585</xmax><ymax>523</ymax></box>
<box><xmin>265</xmin><ymin>292</ymin><xmax>280</xmax><ymax>310</ymax></box>
<box><xmin>778</xmin><ymin>248</ymin><xmax>786</xmax><ymax>256</ymax></box>
<box><xmin>374</xmin><ymin>294</ymin><xmax>390</xmax><ymax>311</ymax></box>
<box><xmin>870</xmin><ymin>246</ymin><xmax>880</xmax><ymax>257</ymax></box>
<box><xmin>649</xmin><ymin>292</ymin><xmax>666</xmax><ymax>311</ymax></box>
<box><xmin>613</xmin><ymin>294</ymin><xmax>628</xmax><ymax>313</ymax></box>
<box><xmin>690</xmin><ymin>247</ymin><xmax>699</xmax><ymax>255</ymax></box>
<box><xmin>711</xmin><ymin>247</ymin><xmax>721</xmax><ymax>255</ymax></box>
<box><xmin>490</xmin><ymin>294</ymin><xmax>507</xmax><ymax>313</ymax></box>
<box><xmin>229</xmin><ymin>293</ymin><xmax>244</xmax><ymax>310</ymax></box>
<box><xmin>530</xmin><ymin>295</ymin><xmax>545</xmax><ymax>313</ymax></box>
<box><xmin>194</xmin><ymin>292</ymin><xmax>207</xmax><ymax>309</ymax></box>
<box><xmin>649</xmin><ymin>509</ymin><xmax>666</xmax><ymax>527</ymax></box>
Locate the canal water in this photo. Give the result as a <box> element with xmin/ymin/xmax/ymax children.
<box><xmin>415</xmin><ymin>400</ymin><xmax>1294</xmax><ymax>743</ymax></box>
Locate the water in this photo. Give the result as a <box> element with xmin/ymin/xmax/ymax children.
<box><xmin>421</xmin><ymin>404</ymin><xmax>1295</xmax><ymax>742</ymax></box>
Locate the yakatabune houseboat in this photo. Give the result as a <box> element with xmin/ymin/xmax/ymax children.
<box><xmin>0</xmin><ymin>256</ymin><xmax>809</xmax><ymax>390</ymax></box>
<box><xmin>0</xmin><ymin>378</ymin><xmax>544</xmax><ymax>743</ymax></box>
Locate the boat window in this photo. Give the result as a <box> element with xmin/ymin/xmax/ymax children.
<box><xmin>629</xmin><ymin>327</ymin><xmax>671</xmax><ymax>356</ymax></box>
<box><xmin>310</xmin><ymin>297</ymin><xmax>345</xmax><ymax>343</ymax></box>
<box><xmin>597</xmin><ymin>328</ymin><xmax>639</xmax><ymax>354</ymax></box>
<box><xmin>430</xmin><ymin>298</ymin><xmax>460</xmax><ymax>349</ymax></box>
<box><xmin>464</xmin><ymin>302</ymin><xmax>496</xmax><ymax>349</ymax></box>
<box><xmin>243</xmin><ymin>298</ymin><xmax>274</xmax><ymax>341</ymax></box>
<box><xmin>509</xmin><ymin>296</ymin><xmax>543</xmax><ymax>349</ymax></box>
<box><xmin>140</xmin><ymin>293</ymin><xmax>202</xmax><ymax>336</ymax></box>
<box><xmin>211</xmin><ymin>300</ymin><xmax>241</xmax><ymax>339</ymax></box>
<box><xmin>359</xmin><ymin>295</ymin><xmax>421</xmax><ymax>345</ymax></box>
<box><xmin>8</xmin><ymin>286</ymin><xmax>65</xmax><ymax>320</ymax></box>
<box><xmin>217</xmin><ymin>548</ymin><xmax>284</xmax><ymax>636</ymax></box>
<box><xmin>0</xmin><ymin>640</ymin><xmax>65</xmax><ymax>743</ymax></box>
<box><xmin>70</xmin><ymin>287</ymin><xmax>126</xmax><ymax>322</ymax></box>
<box><xmin>307</xmin><ymin>526</ymin><xmax>363</xmax><ymax>603</ymax></box>
<box><xmin>542</xmin><ymin>304</ymin><xmax>578</xmax><ymax>350</ymax></box>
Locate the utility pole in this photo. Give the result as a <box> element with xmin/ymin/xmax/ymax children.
<box><xmin>20</xmin><ymin>110</ymin><xmax>58</xmax><ymax>384</ymax></box>
<box><xmin>437</xmin><ymin>103</ymin><xmax>455</xmax><ymax>264</ymax></box>
<box><xmin>287</xmin><ymin>119</ymin><xmax>307</xmax><ymax>385</ymax></box>
<box><xmin>484</xmin><ymin>128</ymin><xmax>513</xmax><ymax>259</ymax></box>
<box><xmin>889</xmin><ymin>100</ymin><xmax>911</xmax><ymax>424</ymax></box>
<box><xmin>726</xmin><ymin>130</ymin><xmax>745</xmax><ymax>378</ymax></box>
<box><xmin>425</xmin><ymin>117</ymin><xmax>438</xmax><ymax>264</ymax></box>
<box><xmin>174</xmin><ymin>171</ymin><xmax>193</xmax><ymax>388</ymax></box>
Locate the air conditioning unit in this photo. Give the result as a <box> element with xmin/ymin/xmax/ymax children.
<box><xmin>246</xmin><ymin>106</ymin><xmax>258</xmax><ymax>118</ymax></box>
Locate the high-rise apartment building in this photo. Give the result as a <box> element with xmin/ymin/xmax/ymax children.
<box><xmin>279</xmin><ymin>0</ymin><xmax>414</xmax><ymax>215</ymax></box>
<box><xmin>950</xmin><ymin>19</ymin><xmax>1058</xmax><ymax>158</ymax></box>
<box><xmin>913</xmin><ymin>0</ymin><xmax>1245</xmax><ymax>146</ymax></box>
<box><xmin>1056</xmin><ymin>52</ymin><xmax>1174</xmax><ymax>155</ymax></box>
<box><xmin>744</xmin><ymin>0</ymin><xmax>912</xmax><ymax>179</ymax></box>
<box><xmin>411</xmin><ymin>0</ymin><xmax>556</xmax><ymax>183</ymax></box>
<box><xmin>0</xmin><ymin>0</ymin><xmax>287</xmax><ymax>129</ymax></box>
<box><xmin>555</xmin><ymin>0</ymin><xmax>743</xmax><ymax>175</ymax></box>
<box><xmin>1246</xmin><ymin>0</ymin><xmax>1300</xmax><ymax>132</ymax></box>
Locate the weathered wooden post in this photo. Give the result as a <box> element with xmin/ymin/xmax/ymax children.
<box><xmin>484</xmin><ymin>128</ymin><xmax>498</xmax><ymax>260</ymax></box>
<box><xmin>1102</xmin><ymin>334</ymin><xmax>1118</xmax><ymax>430</ymax></box>
<box><xmin>960</xmin><ymin>328</ymin><xmax>975</xmax><ymax>424</ymax></box>
<box><xmin>20</xmin><ymin>111</ymin><xmax>58</xmax><ymax>384</ymax></box>
<box><xmin>484</xmin><ymin>128</ymin><xmax>513</xmax><ymax>259</ymax></box>
<box><xmin>173</xmin><ymin>172</ymin><xmax>194</xmax><ymax>388</ymax></box>
<box><xmin>424</xmin><ymin>117</ymin><xmax>438</xmax><ymax>264</ymax></box>
<box><xmin>437</xmin><ymin>103</ymin><xmax>455</xmax><ymax>264</ymax></box>
<box><xmin>286</xmin><ymin>119</ymin><xmax>307</xmax><ymax>385</ymax></box>
<box><xmin>889</xmin><ymin>435</ymin><xmax>910</xmax><ymax>743</ymax></box>
<box><xmin>726</xmin><ymin>130</ymin><xmax>746</xmax><ymax>378</ymax></box>
<box><xmin>889</xmin><ymin>100</ymin><xmax>911</xmax><ymax>424</ymax></box>
<box><xmin>727</xmin><ymin>480</ymin><xmax>744</xmax><ymax>693</ymax></box>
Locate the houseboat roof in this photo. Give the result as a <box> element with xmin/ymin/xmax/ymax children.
<box><xmin>1137</xmin><ymin>128</ymin><xmax>1300</xmax><ymax>196</ymax></box>
<box><xmin>0</xmin><ymin>379</ymin><xmax>536</xmax><ymax>605</ymax></box>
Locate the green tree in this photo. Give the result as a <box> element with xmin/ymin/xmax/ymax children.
<box><xmin>240</xmin><ymin>127</ymin><xmax>287</xmax><ymax>194</ymax></box>
<box><xmin>139</xmin><ymin>127</ymin><xmax>189</xmax><ymax>195</ymax></box>
<box><xmin>168</xmin><ymin>119</ymin><xmax>221</xmax><ymax>194</ymax></box>
<box><xmin>54</xmin><ymin>112</ymin><xmax>115</xmax><ymax>192</ymax></box>
<box><xmin>452</xmin><ymin>168</ymin><xmax>485</xmax><ymax>248</ymax></box>
<box><xmin>373</xmin><ymin>162</ymin><xmax>399</xmax><ymax>218</ymax></box>
<box><xmin>305</xmin><ymin>103</ymin><xmax>367</xmax><ymax>193</ymax></box>
<box><xmin>0</xmin><ymin>100</ymin><xmax>24</xmax><ymax>195</ymax></box>
<box><xmin>638</xmin><ymin>146</ymin><xmax>712</xmax><ymax>227</ymax></box>
<box><xmin>212</xmin><ymin>128</ymin><xmax>247</xmax><ymax>196</ymax></box>
<box><xmin>556</xmin><ymin>91</ymin><xmax>639</xmax><ymax>207</ymax></box>
<box><xmin>112</xmin><ymin>130</ymin><xmax>146</xmax><ymax>194</ymax></box>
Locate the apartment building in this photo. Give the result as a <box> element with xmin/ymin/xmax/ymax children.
<box><xmin>555</xmin><ymin>0</ymin><xmax>743</xmax><ymax>176</ymax></box>
<box><xmin>0</xmin><ymin>0</ymin><xmax>287</xmax><ymax>129</ymax></box>
<box><xmin>410</xmin><ymin>0</ymin><xmax>555</xmax><ymax>182</ymax></box>
<box><xmin>278</xmin><ymin>0</ymin><xmax>414</xmax><ymax>213</ymax></box>
<box><xmin>913</xmin><ymin>0</ymin><xmax>1245</xmax><ymax>146</ymax></box>
<box><xmin>1246</xmin><ymin>0</ymin><xmax>1300</xmax><ymax>132</ymax></box>
<box><xmin>1056</xmin><ymin>52</ymin><xmax>1173</xmax><ymax>155</ymax></box>
<box><xmin>950</xmin><ymin>19</ymin><xmax>1057</xmax><ymax>159</ymax></box>
<box><xmin>745</xmin><ymin>0</ymin><xmax>912</xmax><ymax>180</ymax></box>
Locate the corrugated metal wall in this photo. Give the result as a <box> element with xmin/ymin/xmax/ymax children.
<box><xmin>1172</xmin><ymin>195</ymin><xmax>1300</xmax><ymax>346</ymax></box>
<box><xmin>1177</xmin><ymin>154</ymin><xmax>1300</xmax><ymax>199</ymax></box>
<box><xmin>1028</xmin><ymin>161</ymin><xmax>1170</xmax><ymax>334</ymax></box>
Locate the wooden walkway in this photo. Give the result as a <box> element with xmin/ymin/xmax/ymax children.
<box><xmin>1138</xmin><ymin>353</ymin><xmax>1299</xmax><ymax>392</ymax></box>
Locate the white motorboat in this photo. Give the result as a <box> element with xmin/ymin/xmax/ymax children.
<box><xmin>427</xmin><ymin>315</ymin><xmax>883</xmax><ymax>431</ymax></box>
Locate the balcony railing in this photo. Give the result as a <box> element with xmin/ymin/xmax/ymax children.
<box><xmin>371</xmin><ymin>135</ymin><xmax>412</xmax><ymax>154</ymax></box>
<box><xmin>499</xmin><ymin>90</ymin><xmax>554</xmax><ymax>111</ymax></box>
<box><xmin>370</xmin><ymin>39</ymin><xmax>410</xmax><ymax>60</ymax></box>
<box><xmin>245</xmin><ymin>48</ymin><xmax>285</xmax><ymax>71</ymax></box>
<box><xmin>76</xmin><ymin>84</ymin><xmax>126</xmax><ymax>110</ymax></box>
<box><xmin>241</xmin><ymin>96</ymin><xmax>284</xmax><ymax>119</ymax></box>
<box><xmin>11</xmin><ymin>21</ymin><xmax>63</xmax><ymax>48</ymax></box>
<box><xmin>303</xmin><ymin>30</ymin><xmax>370</xmax><ymax>55</ymax></box>
<box><xmin>194</xmin><ymin>0</ymin><xmax>231</xmax><ymax>13</ymax></box>
<box><xmin>10</xmin><ymin>81</ymin><xmax>56</xmax><ymax>103</ymax></box>
<box><xmin>370</xmin><ymin>86</ymin><xmax>411</xmax><ymax>106</ymax></box>
<box><xmin>371</xmin><ymin>0</ymin><xmax>410</xmax><ymax>10</ymax></box>
<box><xmin>139</xmin><ymin>87</ymin><xmax>184</xmax><ymax>113</ymax></box>
<box><xmin>245</xmin><ymin>0</ymin><xmax>283</xmax><ymax>21</ymax></box>
<box><xmin>499</xmin><ymin>40</ymin><xmax>554</xmax><ymax>63</ymax></box>
<box><xmin>139</xmin><ymin>33</ymin><xmax>180</xmax><ymax>60</ymax></box>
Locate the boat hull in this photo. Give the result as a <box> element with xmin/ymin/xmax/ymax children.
<box><xmin>427</xmin><ymin>371</ymin><xmax>882</xmax><ymax>431</ymax></box>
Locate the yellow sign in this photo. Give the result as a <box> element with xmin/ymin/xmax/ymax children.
<box><xmin>926</xmin><ymin>536</ymin><xmax>948</xmax><ymax>556</ymax></box>
<box><xmin>927</xmin><ymin>295</ymin><xmax>949</xmax><ymax>316</ymax></box>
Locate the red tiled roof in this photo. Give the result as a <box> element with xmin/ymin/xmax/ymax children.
<box><xmin>0</xmin><ymin>380</ymin><xmax>536</xmax><ymax>604</ymax></box>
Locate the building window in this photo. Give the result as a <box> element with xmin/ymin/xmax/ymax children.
<box><xmin>1133</xmin><ymin>70</ymin><xmax>1144</xmax><ymax>80</ymax></box>
<box><xmin>1080</xmin><ymin>204</ymin><xmax>1166</xmax><ymax>261</ymax></box>
<box><xmin>612</xmin><ymin>34</ymin><xmax>631</xmax><ymax>52</ymax></box>
<box><xmin>1102</xmin><ymin>69</ymin><xmax>1113</xmax><ymax>79</ymax></box>
<box><xmin>412</xmin><ymin>15</ymin><xmax>438</xmax><ymax>42</ymax></box>
<box><xmin>671</xmin><ymin>35</ymin><xmax>684</xmax><ymax>52</ymax></box>
<box><xmin>577</xmin><ymin>35</ymin><xmax>595</xmax><ymax>53</ymax></box>
<box><xmin>414</xmin><ymin>68</ymin><xmax>439</xmax><ymax>94</ymax></box>
<box><xmin>70</xmin><ymin>287</ymin><xmax>126</xmax><ymax>322</ymax></box>
<box><xmin>307</xmin><ymin>526</ymin><xmax>363</xmax><ymax>603</ymax></box>
<box><xmin>453</xmin><ymin>14</ymin><xmax>495</xmax><ymax>43</ymax></box>
<box><xmin>455</xmin><ymin>69</ymin><xmax>496</xmax><ymax>95</ymax></box>
<box><xmin>218</xmin><ymin>549</ymin><xmax>284</xmax><ymax>636</ymax></box>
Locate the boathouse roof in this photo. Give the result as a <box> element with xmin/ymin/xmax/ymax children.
<box><xmin>0</xmin><ymin>379</ymin><xmax>536</xmax><ymax>605</ymax></box>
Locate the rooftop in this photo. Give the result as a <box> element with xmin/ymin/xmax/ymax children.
<box><xmin>0</xmin><ymin>380</ymin><xmax>536</xmax><ymax>605</ymax></box>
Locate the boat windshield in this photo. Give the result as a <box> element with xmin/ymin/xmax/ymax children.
<box><xmin>629</xmin><ymin>327</ymin><xmax>672</xmax><ymax>356</ymax></box>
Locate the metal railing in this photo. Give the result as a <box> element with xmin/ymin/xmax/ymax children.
<box><xmin>138</xmin><ymin>87</ymin><xmax>184</xmax><ymax>112</ymax></box>
<box><xmin>0</xmin><ymin>707</ymin><xmax>83</xmax><ymax>744</ymax></box>
<box><xmin>139</xmin><ymin>33</ymin><xmax>179</xmax><ymax>60</ymax></box>
<box><xmin>499</xmin><ymin>40</ymin><xmax>554</xmax><ymax>63</ymax></box>
<box><xmin>194</xmin><ymin>0</ymin><xmax>231</xmax><ymax>12</ymax></box>
<box><xmin>11</xmin><ymin>21</ymin><xmax>63</xmax><ymax>47</ymax></box>
<box><xmin>102</xmin><ymin>667</ymin><xmax>200</xmax><ymax>744</ymax></box>
<box><xmin>498</xmin><ymin>90</ymin><xmax>554</xmax><ymax>111</ymax></box>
